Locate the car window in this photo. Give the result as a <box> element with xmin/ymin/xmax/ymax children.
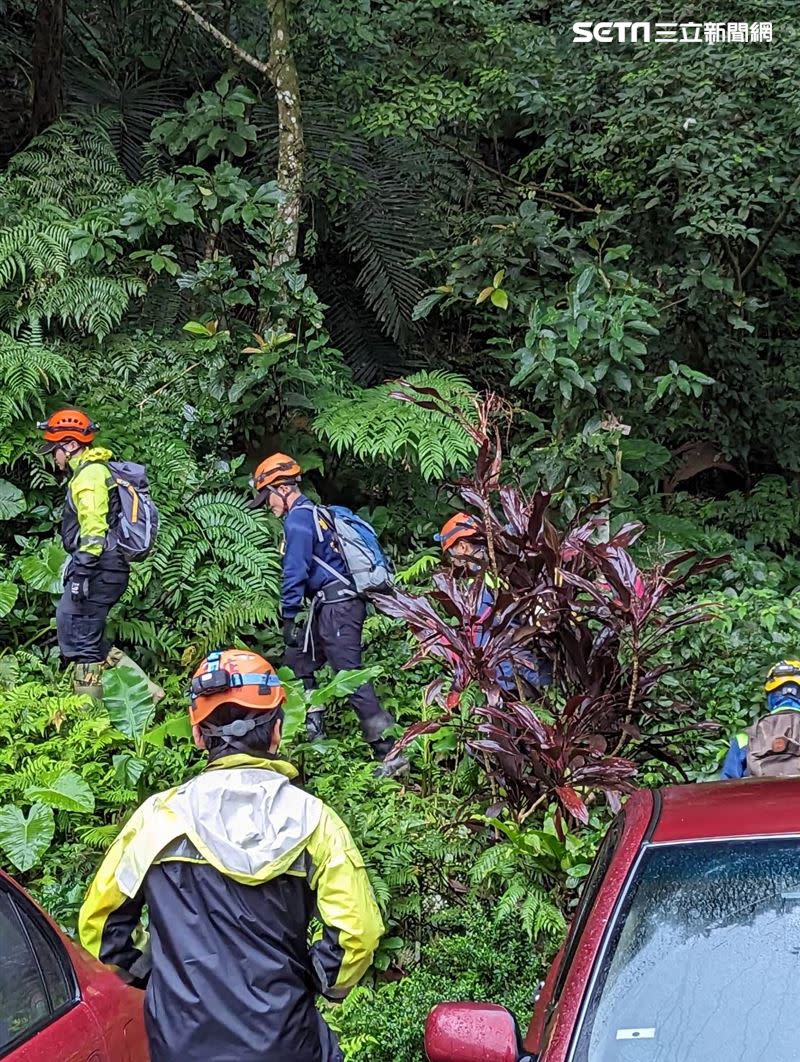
<box><xmin>0</xmin><ymin>891</ymin><xmax>50</xmax><ymax>1052</ymax></box>
<box><xmin>548</xmin><ymin>815</ymin><xmax>624</xmax><ymax>1011</ymax></box>
<box><xmin>0</xmin><ymin>888</ymin><xmax>77</xmax><ymax>1055</ymax></box>
<box><xmin>572</xmin><ymin>837</ymin><xmax>800</xmax><ymax>1062</ymax></box>
<box><xmin>15</xmin><ymin>903</ymin><xmax>73</xmax><ymax>1012</ymax></box>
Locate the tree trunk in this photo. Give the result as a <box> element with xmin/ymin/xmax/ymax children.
<box><xmin>167</xmin><ymin>0</ymin><xmax>305</xmax><ymax>265</ymax></box>
<box><xmin>266</xmin><ymin>0</ymin><xmax>304</xmax><ymax>267</ymax></box>
<box><xmin>30</xmin><ymin>0</ymin><xmax>65</xmax><ymax>137</ymax></box>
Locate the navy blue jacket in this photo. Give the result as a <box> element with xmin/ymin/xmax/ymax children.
<box><xmin>282</xmin><ymin>497</ymin><xmax>349</xmax><ymax>620</ymax></box>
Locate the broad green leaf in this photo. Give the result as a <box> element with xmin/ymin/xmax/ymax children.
<box><xmin>574</xmin><ymin>266</ymin><xmax>594</xmax><ymax>297</ymax></box>
<box><xmin>112</xmin><ymin>753</ymin><xmax>146</xmax><ymax>788</ymax></box>
<box><xmin>145</xmin><ymin>712</ymin><xmax>192</xmax><ymax>747</ymax></box>
<box><xmin>0</xmin><ymin>582</ymin><xmax>17</xmax><ymax>618</ymax></box>
<box><xmin>19</xmin><ymin>541</ymin><xmax>67</xmax><ymax>594</ymax></box>
<box><xmin>276</xmin><ymin>666</ymin><xmax>307</xmax><ymax>740</ymax></box>
<box><xmin>490</xmin><ymin>288</ymin><xmax>509</xmax><ymax>310</ymax></box>
<box><xmin>25</xmin><ymin>770</ymin><xmax>95</xmax><ymax>813</ymax></box>
<box><xmin>103</xmin><ymin>666</ymin><xmax>156</xmax><ymax>741</ymax></box>
<box><xmin>492</xmin><ymin>269</ymin><xmax>505</xmax><ymax>288</ymax></box>
<box><xmin>183</xmin><ymin>320</ymin><xmax>212</xmax><ymax>336</ymax></box>
<box><xmin>307</xmin><ymin>666</ymin><xmax>383</xmax><ymax>709</ymax></box>
<box><xmin>0</xmin><ymin>804</ymin><xmax>55</xmax><ymax>872</ymax></box>
<box><xmin>700</xmin><ymin>268</ymin><xmax>724</xmax><ymax>291</ymax></box>
<box><xmin>0</xmin><ymin>480</ymin><xmax>25</xmax><ymax>521</ymax></box>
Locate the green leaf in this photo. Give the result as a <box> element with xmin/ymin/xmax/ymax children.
<box><xmin>0</xmin><ymin>582</ymin><xmax>18</xmax><ymax>618</ymax></box>
<box><xmin>411</xmin><ymin>292</ymin><xmax>445</xmax><ymax>321</ymax></box>
<box><xmin>575</xmin><ymin>266</ymin><xmax>594</xmax><ymax>297</ymax></box>
<box><xmin>602</xmin><ymin>244</ymin><xmax>631</xmax><ymax>263</ymax></box>
<box><xmin>622</xmin><ymin>336</ymin><xmax>648</xmax><ymax>356</ymax></box>
<box><xmin>183</xmin><ymin>320</ymin><xmax>212</xmax><ymax>336</ymax></box>
<box><xmin>172</xmin><ymin>202</ymin><xmax>195</xmax><ymax>223</ymax></box>
<box><xmin>611</xmin><ymin>370</ymin><xmax>631</xmax><ymax>393</ymax></box>
<box><xmin>112</xmin><ymin>753</ymin><xmax>146</xmax><ymax>788</ymax></box>
<box><xmin>492</xmin><ymin>270</ymin><xmax>505</xmax><ymax>288</ymax></box>
<box><xmin>69</xmin><ymin>236</ymin><xmax>94</xmax><ymax>263</ymax></box>
<box><xmin>727</xmin><ymin>313</ymin><xmax>755</xmax><ymax>333</ymax></box>
<box><xmin>145</xmin><ymin>713</ymin><xmax>192</xmax><ymax>747</ymax></box>
<box><xmin>0</xmin><ymin>804</ymin><xmax>54</xmax><ymax>872</ymax></box>
<box><xmin>19</xmin><ymin>541</ymin><xmax>67</xmax><ymax>594</ymax></box>
<box><xmin>25</xmin><ymin>770</ymin><xmax>95</xmax><ymax>813</ymax></box>
<box><xmin>307</xmin><ymin>667</ymin><xmax>382</xmax><ymax>709</ymax></box>
<box><xmin>276</xmin><ymin>666</ymin><xmax>307</xmax><ymax>740</ymax></box>
<box><xmin>103</xmin><ymin>666</ymin><xmax>156</xmax><ymax>742</ymax></box>
<box><xmin>490</xmin><ymin>289</ymin><xmax>509</xmax><ymax>310</ymax></box>
<box><xmin>700</xmin><ymin>268</ymin><xmax>725</xmax><ymax>291</ymax></box>
<box><xmin>226</xmin><ymin>132</ymin><xmax>248</xmax><ymax>157</ymax></box>
<box><xmin>0</xmin><ymin>479</ymin><xmax>25</xmax><ymax>520</ymax></box>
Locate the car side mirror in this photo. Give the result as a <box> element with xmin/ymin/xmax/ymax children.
<box><xmin>425</xmin><ymin>1002</ymin><xmax>522</xmax><ymax>1062</ymax></box>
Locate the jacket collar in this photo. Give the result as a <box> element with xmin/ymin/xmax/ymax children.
<box><xmin>204</xmin><ymin>753</ymin><xmax>298</xmax><ymax>780</ymax></box>
<box><xmin>69</xmin><ymin>445</ymin><xmax>113</xmax><ymax>472</ymax></box>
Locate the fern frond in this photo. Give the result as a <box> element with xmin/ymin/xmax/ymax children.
<box><xmin>314</xmin><ymin>370</ymin><xmax>477</xmax><ymax>481</ymax></box>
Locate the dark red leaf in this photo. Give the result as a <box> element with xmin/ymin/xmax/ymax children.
<box><xmin>556</xmin><ymin>786</ymin><xmax>590</xmax><ymax>824</ymax></box>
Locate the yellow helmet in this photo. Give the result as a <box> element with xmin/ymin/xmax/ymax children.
<box><xmin>764</xmin><ymin>660</ymin><xmax>800</xmax><ymax>693</ymax></box>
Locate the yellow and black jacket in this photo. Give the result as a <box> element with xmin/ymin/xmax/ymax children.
<box><xmin>61</xmin><ymin>447</ymin><xmax>127</xmax><ymax>572</ymax></box>
<box><xmin>79</xmin><ymin>755</ymin><xmax>384</xmax><ymax>1062</ymax></box>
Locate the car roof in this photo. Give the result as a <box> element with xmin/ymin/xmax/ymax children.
<box><xmin>651</xmin><ymin>777</ymin><xmax>800</xmax><ymax>843</ymax></box>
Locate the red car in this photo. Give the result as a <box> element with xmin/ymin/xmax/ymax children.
<box><xmin>0</xmin><ymin>869</ymin><xmax>147</xmax><ymax>1061</ymax></box>
<box><xmin>427</xmin><ymin>778</ymin><xmax>800</xmax><ymax>1062</ymax></box>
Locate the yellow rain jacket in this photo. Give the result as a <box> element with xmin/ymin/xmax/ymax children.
<box><xmin>79</xmin><ymin>754</ymin><xmax>383</xmax><ymax>1062</ymax></box>
<box><xmin>61</xmin><ymin>447</ymin><xmax>122</xmax><ymax>564</ymax></box>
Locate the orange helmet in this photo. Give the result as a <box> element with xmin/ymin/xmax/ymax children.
<box><xmin>189</xmin><ymin>648</ymin><xmax>285</xmax><ymax>725</ymax></box>
<box><xmin>253</xmin><ymin>453</ymin><xmax>302</xmax><ymax>492</ymax></box>
<box><xmin>38</xmin><ymin>408</ymin><xmax>97</xmax><ymax>452</ymax></box>
<box><xmin>436</xmin><ymin>512</ymin><xmax>479</xmax><ymax>552</ymax></box>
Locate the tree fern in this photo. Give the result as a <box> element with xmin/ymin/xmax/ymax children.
<box><xmin>314</xmin><ymin>370</ymin><xmax>478</xmax><ymax>480</ymax></box>
<box><xmin>2</xmin><ymin>119</ymin><xmax>127</xmax><ymax>213</ymax></box>
<box><xmin>1</xmin><ymin>274</ymin><xmax>146</xmax><ymax>340</ymax></box>
<box><xmin>0</xmin><ymin>334</ymin><xmax>72</xmax><ymax>427</ymax></box>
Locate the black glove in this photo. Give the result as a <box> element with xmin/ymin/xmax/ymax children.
<box><xmin>283</xmin><ymin>618</ymin><xmax>302</xmax><ymax>649</ymax></box>
<box><xmin>68</xmin><ymin>551</ymin><xmax>100</xmax><ymax>603</ymax></box>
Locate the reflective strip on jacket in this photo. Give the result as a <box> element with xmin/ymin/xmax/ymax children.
<box><xmin>78</xmin><ymin>755</ymin><xmax>384</xmax><ymax>1062</ymax></box>
<box><xmin>61</xmin><ymin>447</ymin><xmax>117</xmax><ymax>558</ymax></box>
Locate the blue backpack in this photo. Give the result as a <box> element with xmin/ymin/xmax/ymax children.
<box><xmin>308</xmin><ymin>505</ymin><xmax>394</xmax><ymax>596</ymax></box>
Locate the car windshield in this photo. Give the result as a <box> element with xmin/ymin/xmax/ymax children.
<box><xmin>573</xmin><ymin>837</ymin><xmax>800</xmax><ymax>1062</ymax></box>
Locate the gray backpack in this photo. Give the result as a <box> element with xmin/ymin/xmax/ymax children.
<box><xmin>103</xmin><ymin>460</ymin><xmax>159</xmax><ymax>561</ymax></box>
<box><xmin>303</xmin><ymin>503</ymin><xmax>394</xmax><ymax>596</ymax></box>
<box><xmin>746</xmin><ymin>709</ymin><xmax>800</xmax><ymax>778</ymax></box>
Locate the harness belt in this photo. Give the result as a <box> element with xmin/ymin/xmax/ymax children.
<box><xmin>301</xmin><ymin>581</ymin><xmax>359</xmax><ymax>657</ymax></box>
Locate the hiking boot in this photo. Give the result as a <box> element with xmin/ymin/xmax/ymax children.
<box><xmin>371</xmin><ymin>739</ymin><xmax>409</xmax><ymax>779</ymax></box>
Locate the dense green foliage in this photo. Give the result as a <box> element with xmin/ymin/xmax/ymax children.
<box><xmin>1</xmin><ymin>2</ymin><xmax>799</xmax><ymax>1058</ymax></box>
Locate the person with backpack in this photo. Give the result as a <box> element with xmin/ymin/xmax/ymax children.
<box><xmin>38</xmin><ymin>409</ymin><xmax>163</xmax><ymax>702</ymax></box>
<box><xmin>249</xmin><ymin>453</ymin><xmax>407</xmax><ymax>777</ymax></box>
<box><xmin>79</xmin><ymin>647</ymin><xmax>384</xmax><ymax>1062</ymax></box>
<box><xmin>721</xmin><ymin>659</ymin><xmax>800</xmax><ymax>779</ymax></box>
<box><xmin>436</xmin><ymin>512</ymin><xmax>552</xmax><ymax>695</ymax></box>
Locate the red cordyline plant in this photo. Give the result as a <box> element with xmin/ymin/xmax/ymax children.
<box><xmin>376</xmin><ymin>384</ymin><xmax>727</xmax><ymax>826</ymax></box>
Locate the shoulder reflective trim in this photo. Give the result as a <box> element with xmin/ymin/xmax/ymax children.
<box><xmin>736</xmin><ymin>732</ymin><xmax>749</xmax><ymax>748</ymax></box>
<box><xmin>80</xmin><ymin>534</ymin><xmax>106</xmax><ymax>548</ymax></box>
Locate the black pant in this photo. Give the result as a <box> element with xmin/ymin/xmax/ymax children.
<box><xmin>56</xmin><ymin>565</ymin><xmax>129</xmax><ymax>663</ymax></box>
<box><xmin>284</xmin><ymin>598</ymin><xmax>395</xmax><ymax>745</ymax></box>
